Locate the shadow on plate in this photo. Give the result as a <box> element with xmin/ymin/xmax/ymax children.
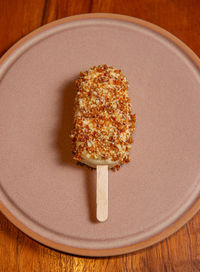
<box><xmin>55</xmin><ymin>79</ymin><xmax>97</xmax><ymax>222</ymax></box>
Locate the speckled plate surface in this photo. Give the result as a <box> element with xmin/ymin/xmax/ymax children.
<box><xmin>0</xmin><ymin>14</ymin><xmax>200</xmax><ymax>257</ymax></box>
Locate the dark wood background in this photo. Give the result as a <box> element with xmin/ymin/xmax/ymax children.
<box><xmin>0</xmin><ymin>1</ymin><xmax>200</xmax><ymax>271</ymax></box>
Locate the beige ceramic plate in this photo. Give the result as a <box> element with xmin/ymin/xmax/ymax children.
<box><xmin>0</xmin><ymin>14</ymin><xmax>200</xmax><ymax>257</ymax></box>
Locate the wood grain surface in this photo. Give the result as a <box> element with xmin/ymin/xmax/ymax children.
<box><xmin>0</xmin><ymin>0</ymin><xmax>200</xmax><ymax>271</ymax></box>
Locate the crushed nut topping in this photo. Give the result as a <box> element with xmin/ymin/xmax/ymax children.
<box><xmin>70</xmin><ymin>65</ymin><xmax>136</xmax><ymax>169</ymax></box>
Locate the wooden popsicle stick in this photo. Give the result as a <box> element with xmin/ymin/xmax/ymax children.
<box><xmin>96</xmin><ymin>165</ymin><xmax>108</xmax><ymax>222</ymax></box>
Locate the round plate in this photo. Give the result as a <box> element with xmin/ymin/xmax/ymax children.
<box><xmin>0</xmin><ymin>14</ymin><xmax>200</xmax><ymax>257</ymax></box>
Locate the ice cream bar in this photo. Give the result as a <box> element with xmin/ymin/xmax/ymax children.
<box><xmin>70</xmin><ymin>65</ymin><xmax>136</xmax><ymax>170</ymax></box>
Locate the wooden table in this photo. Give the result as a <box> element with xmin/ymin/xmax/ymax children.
<box><xmin>0</xmin><ymin>1</ymin><xmax>200</xmax><ymax>271</ymax></box>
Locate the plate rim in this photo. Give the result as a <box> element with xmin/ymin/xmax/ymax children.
<box><xmin>0</xmin><ymin>13</ymin><xmax>200</xmax><ymax>257</ymax></box>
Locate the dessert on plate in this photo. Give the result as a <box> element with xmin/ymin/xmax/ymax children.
<box><xmin>70</xmin><ymin>64</ymin><xmax>136</xmax><ymax>221</ymax></box>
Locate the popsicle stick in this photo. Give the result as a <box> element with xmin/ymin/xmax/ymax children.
<box><xmin>96</xmin><ymin>165</ymin><xmax>108</xmax><ymax>222</ymax></box>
